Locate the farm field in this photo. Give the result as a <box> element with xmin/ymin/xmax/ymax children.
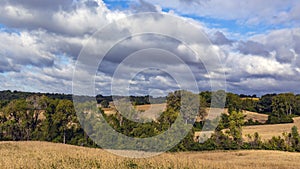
<box><xmin>242</xmin><ymin>110</ymin><xmax>268</xmax><ymax>123</ymax></box>
<box><xmin>104</xmin><ymin>103</ymin><xmax>268</xmax><ymax>123</ymax></box>
<box><xmin>219</xmin><ymin>108</ymin><xmax>268</xmax><ymax>123</ymax></box>
<box><xmin>103</xmin><ymin>103</ymin><xmax>167</xmax><ymax>120</ymax></box>
<box><xmin>201</xmin><ymin>108</ymin><xmax>299</xmax><ymax>140</ymax></box>
<box><xmin>135</xmin><ymin>103</ymin><xmax>166</xmax><ymax>120</ymax></box>
<box><xmin>106</xmin><ymin>104</ymin><xmax>298</xmax><ymax>141</ymax></box>
<box><xmin>1</xmin><ymin>141</ymin><xmax>300</xmax><ymax>169</ymax></box>
<box><xmin>243</xmin><ymin>117</ymin><xmax>300</xmax><ymax>140</ymax></box>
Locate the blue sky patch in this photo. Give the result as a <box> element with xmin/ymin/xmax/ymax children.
<box><xmin>103</xmin><ymin>0</ymin><xmax>131</xmax><ymax>10</ymax></box>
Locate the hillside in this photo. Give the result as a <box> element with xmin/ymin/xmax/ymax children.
<box><xmin>197</xmin><ymin>108</ymin><xmax>300</xmax><ymax>140</ymax></box>
<box><xmin>104</xmin><ymin>104</ymin><xmax>269</xmax><ymax>123</ymax></box>
<box><xmin>196</xmin><ymin>109</ymin><xmax>300</xmax><ymax>141</ymax></box>
<box><xmin>243</xmin><ymin>117</ymin><xmax>300</xmax><ymax>140</ymax></box>
<box><xmin>1</xmin><ymin>141</ymin><xmax>300</xmax><ymax>169</ymax></box>
<box><xmin>102</xmin><ymin>103</ymin><xmax>167</xmax><ymax>120</ymax></box>
<box><xmin>218</xmin><ymin>108</ymin><xmax>268</xmax><ymax>123</ymax></box>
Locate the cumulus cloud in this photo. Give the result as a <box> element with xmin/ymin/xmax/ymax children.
<box><xmin>1</xmin><ymin>0</ymin><xmax>74</xmax><ymax>11</ymax></box>
<box><xmin>130</xmin><ymin>0</ymin><xmax>159</xmax><ymax>13</ymax></box>
<box><xmin>0</xmin><ymin>59</ymin><xmax>19</xmax><ymax>73</ymax></box>
<box><xmin>250</xmin><ymin>28</ymin><xmax>300</xmax><ymax>64</ymax></box>
<box><xmin>145</xmin><ymin>0</ymin><xmax>300</xmax><ymax>27</ymax></box>
<box><xmin>221</xmin><ymin>27</ymin><xmax>300</xmax><ymax>94</ymax></box>
<box><xmin>0</xmin><ymin>31</ymin><xmax>55</xmax><ymax>70</ymax></box>
<box><xmin>237</xmin><ymin>41</ymin><xmax>269</xmax><ymax>56</ymax></box>
<box><xmin>0</xmin><ymin>0</ymin><xmax>120</xmax><ymax>36</ymax></box>
<box><xmin>0</xmin><ymin>0</ymin><xmax>300</xmax><ymax>96</ymax></box>
<box><xmin>211</xmin><ymin>31</ymin><xmax>233</xmax><ymax>46</ymax></box>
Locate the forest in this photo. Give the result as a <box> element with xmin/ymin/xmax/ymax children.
<box><xmin>1</xmin><ymin>90</ymin><xmax>300</xmax><ymax>152</ymax></box>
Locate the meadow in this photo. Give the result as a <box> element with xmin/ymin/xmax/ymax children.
<box><xmin>108</xmin><ymin>104</ymin><xmax>300</xmax><ymax>141</ymax></box>
<box><xmin>2</xmin><ymin>93</ymin><xmax>300</xmax><ymax>168</ymax></box>
<box><xmin>1</xmin><ymin>141</ymin><xmax>300</xmax><ymax>169</ymax></box>
<box><xmin>243</xmin><ymin>117</ymin><xmax>300</xmax><ymax>140</ymax></box>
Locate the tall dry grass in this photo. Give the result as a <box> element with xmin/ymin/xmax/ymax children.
<box><xmin>1</xmin><ymin>141</ymin><xmax>300</xmax><ymax>169</ymax></box>
<box><xmin>243</xmin><ymin>117</ymin><xmax>300</xmax><ymax>140</ymax></box>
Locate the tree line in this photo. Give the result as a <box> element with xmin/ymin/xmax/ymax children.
<box><xmin>0</xmin><ymin>90</ymin><xmax>300</xmax><ymax>152</ymax></box>
<box><xmin>0</xmin><ymin>90</ymin><xmax>165</xmax><ymax>108</ymax></box>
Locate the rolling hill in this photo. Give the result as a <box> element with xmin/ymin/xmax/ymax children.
<box><xmin>1</xmin><ymin>141</ymin><xmax>300</xmax><ymax>169</ymax></box>
<box><xmin>243</xmin><ymin>117</ymin><xmax>300</xmax><ymax>140</ymax></box>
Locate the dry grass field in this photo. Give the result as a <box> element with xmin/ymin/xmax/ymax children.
<box><xmin>1</xmin><ymin>141</ymin><xmax>300</xmax><ymax>169</ymax></box>
<box><xmin>243</xmin><ymin>117</ymin><xmax>300</xmax><ymax>140</ymax></box>
<box><xmin>105</xmin><ymin>104</ymin><xmax>297</xmax><ymax>141</ymax></box>
<box><xmin>203</xmin><ymin>108</ymin><xmax>298</xmax><ymax>140</ymax></box>
<box><xmin>242</xmin><ymin>110</ymin><xmax>268</xmax><ymax>123</ymax></box>
<box><xmin>102</xmin><ymin>107</ymin><xmax>117</xmax><ymax>115</ymax></box>
<box><xmin>204</xmin><ymin>108</ymin><xmax>268</xmax><ymax>123</ymax></box>
<box><xmin>134</xmin><ymin>103</ymin><xmax>166</xmax><ymax>112</ymax></box>
<box><xmin>135</xmin><ymin>103</ymin><xmax>166</xmax><ymax>120</ymax></box>
<box><xmin>102</xmin><ymin>103</ymin><xmax>166</xmax><ymax>121</ymax></box>
<box><xmin>240</xmin><ymin>98</ymin><xmax>260</xmax><ymax>101</ymax></box>
<box><xmin>104</xmin><ymin>105</ymin><xmax>267</xmax><ymax>123</ymax></box>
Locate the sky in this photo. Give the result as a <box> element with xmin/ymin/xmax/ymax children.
<box><xmin>1</xmin><ymin>0</ymin><xmax>300</xmax><ymax>96</ymax></box>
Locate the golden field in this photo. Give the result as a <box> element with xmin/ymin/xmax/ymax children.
<box><xmin>1</xmin><ymin>141</ymin><xmax>300</xmax><ymax>169</ymax></box>
<box><xmin>104</xmin><ymin>103</ymin><xmax>300</xmax><ymax>141</ymax></box>
<box><xmin>104</xmin><ymin>104</ymin><xmax>299</xmax><ymax>141</ymax></box>
<box><xmin>243</xmin><ymin>117</ymin><xmax>300</xmax><ymax>140</ymax></box>
<box><xmin>202</xmin><ymin>109</ymin><xmax>300</xmax><ymax>141</ymax></box>
<box><xmin>242</xmin><ymin>110</ymin><xmax>268</xmax><ymax>123</ymax></box>
<box><xmin>103</xmin><ymin>103</ymin><xmax>167</xmax><ymax>121</ymax></box>
<box><xmin>134</xmin><ymin>103</ymin><xmax>166</xmax><ymax>120</ymax></box>
<box><xmin>104</xmin><ymin>104</ymin><xmax>268</xmax><ymax>124</ymax></box>
<box><xmin>207</xmin><ymin>109</ymin><xmax>300</xmax><ymax>140</ymax></box>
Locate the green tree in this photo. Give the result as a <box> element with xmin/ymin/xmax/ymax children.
<box><xmin>241</xmin><ymin>99</ymin><xmax>258</xmax><ymax>112</ymax></box>
<box><xmin>2</xmin><ymin>99</ymin><xmax>32</xmax><ymax>140</ymax></box>
<box><xmin>198</xmin><ymin>96</ymin><xmax>208</xmax><ymax>126</ymax></box>
<box><xmin>227</xmin><ymin>111</ymin><xmax>244</xmax><ymax>148</ymax></box>
<box><xmin>290</xmin><ymin>126</ymin><xmax>300</xmax><ymax>150</ymax></box>
<box><xmin>294</xmin><ymin>95</ymin><xmax>300</xmax><ymax>115</ymax></box>
<box><xmin>226</xmin><ymin>93</ymin><xmax>242</xmax><ymax>114</ymax></box>
<box><xmin>199</xmin><ymin>91</ymin><xmax>211</xmax><ymax>106</ymax></box>
<box><xmin>166</xmin><ymin>91</ymin><xmax>181</xmax><ymax>112</ymax></box>
<box><xmin>166</xmin><ymin>90</ymin><xmax>200</xmax><ymax>124</ymax></box>
<box><xmin>268</xmin><ymin>93</ymin><xmax>295</xmax><ymax>124</ymax></box>
<box><xmin>272</xmin><ymin>93</ymin><xmax>295</xmax><ymax>116</ymax></box>
<box><xmin>211</xmin><ymin>90</ymin><xmax>226</xmax><ymax>108</ymax></box>
<box><xmin>100</xmin><ymin>100</ymin><xmax>109</xmax><ymax>108</ymax></box>
<box><xmin>53</xmin><ymin>100</ymin><xmax>77</xmax><ymax>144</ymax></box>
<box><xmin>257</xmin><ymin>94</ymin><xmax>276</xmax><ymax>113</ymax></box>
<box><xmin>181</xmin><ymin>91</ymin><xmax>199</xmax><ymax>124</ymax></box>
<box><xmin>246</xmin><ymin>132</ymin><xmax>262</xmax><ymax>149</ymax></box>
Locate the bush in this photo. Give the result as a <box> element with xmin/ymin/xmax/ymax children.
<box><xmin>267</xmin><ymin>115</ymin><xmax>294</xmax><ymax>124</ymax></box>
<box><xmin>244</xmin><ymin>118</ymin><xmax>263</xmax><ymax>126</ymax></box>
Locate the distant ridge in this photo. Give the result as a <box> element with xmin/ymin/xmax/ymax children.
<box><xmin>0</xmin><ymin>90</ymin><xmax>166</xmax><ymax>104</ymax></box>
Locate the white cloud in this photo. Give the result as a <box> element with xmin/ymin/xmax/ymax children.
<box><xmin>0</xmin><ymin>0</ymin><xmax>124</xmax><ymax>36</ymax></box>
<box><xmin>144</xmin><ymin>0</ymin><xmax>300</xmax><ymax>27</ymax></box>
<box><xmin>0</xmin><ymin>0</ymin><xmax>300</xmax><ymax>96</ymax></box>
